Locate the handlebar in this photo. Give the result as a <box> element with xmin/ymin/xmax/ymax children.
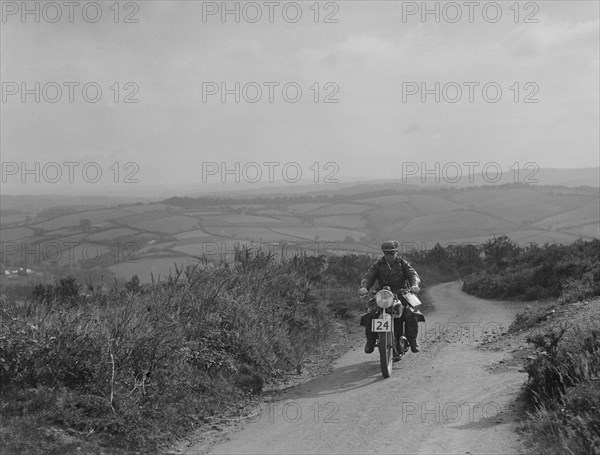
<box><xmin>358</xmin><ymin>287</ymin><xmax>417</xmax><ymax>298</ymax></box>
<box><xmin>359</xmin><ymin>286</ymin><xmax>422</xmax><ymax>310</ymax></box>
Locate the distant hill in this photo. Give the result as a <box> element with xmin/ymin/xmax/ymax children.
<box><xmin>185</xmin><ymin>167</ymin><xmax>599</xmax><ymax>198</ymax></box>
<box><xmin>1</xmin><ymin>179</ymin><xmax>598</xmax><ymax>284</ymax></box>
<box><xmin>409</xmin><ymin>167</ymin><xmax>600</xmax><ymax>188</ymax></box>
<box><xmin>0</xmin><ymin>194</ymin><xmax>156</xmax><ymax>216</ymax></box>
<box><xmin>515</xmin><ymin>167</ymin><xmax>599</xmax><ymax>187</ymax></box>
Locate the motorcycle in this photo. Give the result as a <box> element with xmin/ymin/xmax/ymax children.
<box><xmin>362</xmin><ymin>286</ymin><xmax>423</xmax><ymax>378</ymax></box>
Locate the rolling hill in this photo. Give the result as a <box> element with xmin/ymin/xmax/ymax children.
<box><xmin>1</xmin><ymin>179</ymin><xmax>598</xmax><ymax>283</ymax></box>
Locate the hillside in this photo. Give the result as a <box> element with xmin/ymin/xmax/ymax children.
<box><xmin>1</xmin><ymin>183</ymin><xmax>598</xmax><ymax>285</ymax></box>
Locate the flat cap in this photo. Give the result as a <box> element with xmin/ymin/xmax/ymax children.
<box><xmin>381</xmin><ymin>240</ymin><xmax>399</xmax><ymax>251</ymax></box>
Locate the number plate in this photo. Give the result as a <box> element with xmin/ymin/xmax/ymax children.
<box><xmin>372</xmin><ymin>318</ymin><xmax>392</xmax><ymax>332</ymax></box>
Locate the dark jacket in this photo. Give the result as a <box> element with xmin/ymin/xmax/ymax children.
<box><xmin>360</xmin><ymin>256</ymin><xmax>421</xmax><ymax>294</ymax></box>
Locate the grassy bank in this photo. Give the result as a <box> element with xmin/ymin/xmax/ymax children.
<box><xmin>0</xmin><ymin>251</ymin><xmax>356</xmax><ymax>454</ymax></box>
<box><xmin>509</xmin><ymin>298</ymin><xmax>600</xmax><ymax>454</ymax></box>
<box><xmin>460</xmin><ymin>237</ymin><xmax>599</xmax><ymax>454</ymax></box>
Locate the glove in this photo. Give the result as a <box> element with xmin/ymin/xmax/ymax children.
<box><xmin>410</xmin><ymin>285</ymin><xmax>420</xmax><ymax>294</ymax></box>
<box><xmin>358</xmin><ymin>287</ymin><xmax>369</xmax><ymax>296</ymax></box>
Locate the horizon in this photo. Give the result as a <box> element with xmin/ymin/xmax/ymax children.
<box><xmin>2</xmin><ymin>1</ymin><xmax>599</xmax><ymax>195</ymax></box>
<box><xmin>1</xmin><ymin>165</ymin><xmax>599</xmax><ymax>199</ymax></box>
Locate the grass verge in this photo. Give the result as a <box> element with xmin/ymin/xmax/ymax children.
<box><xmin>0</xmin><ymin>252</ymin><xmax>354</xmax><ymax>454</ymax></box>
<box><xmin>509</xmin><ymin>297</ymin><xmax>600</xmax><ymax>454</ymax></box>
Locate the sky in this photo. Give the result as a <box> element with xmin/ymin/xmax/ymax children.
<box><xmin>1</xmin><ymin>0</ymin><xmax>599</xmax><ymax>196</ymax></box>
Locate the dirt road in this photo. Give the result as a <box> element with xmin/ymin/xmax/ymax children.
<box><xmin>194</xmin><ymin>282</ymin><xmax>529</xmax><ymax>455</ymax></box>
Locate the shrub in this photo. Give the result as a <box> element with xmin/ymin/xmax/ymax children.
<box><xmin>462</xmin><ymin>239</ymin><xmax>600</xmax><ymax>302</ymax></box>
<box><xmin>1</xmin><ymin>249</ymin><xmax>345</xmax><ymax>453</ymax></box>
<box><xmin>522</xmin><ymin>317</ymin><xmax>600</xmax><ymax>454</ymax></box>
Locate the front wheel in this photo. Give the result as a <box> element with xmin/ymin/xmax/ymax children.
<box><xmin>378</xmin><ymin>331</ymin><xmax>393</xmax><ymax>378</ymax></box>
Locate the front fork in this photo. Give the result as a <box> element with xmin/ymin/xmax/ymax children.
<box><xmin>377</xmin><ymin>312</ymin><xmax>397</xmax><ymax>354</ymax></box>
<box><xmin>378</xmin><ymin>307</ymin><xmax>408</xmax><ymax>355</ymax></box>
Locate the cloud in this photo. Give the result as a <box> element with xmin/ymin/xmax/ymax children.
<box><xmin>300</xmin><ymin>33</ymin><xmax>411</xmax><ymax>71</ymax></box>
<box><xmin>504</xmin><ymin>19</ymin><xmax>599</xmax><ymax>57</ymax></box>
<box><xmin>401</xmin><ymin>123</ymin><xmax>423</xmax><ymax>135</ymax></box>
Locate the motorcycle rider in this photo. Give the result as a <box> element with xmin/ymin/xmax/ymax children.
<box><xmin>358</xmin><ymin>240</ymin><xmax>422</xmax><ymax>355</ymax></box>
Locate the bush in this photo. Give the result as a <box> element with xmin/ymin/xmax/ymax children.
<box><xmin>559</xmin><ymin>271</ymin><xmax>600</xmax><ymax>303</ymax></box>
<box><xmin>0</xmin><ymin>249</ymin><xmax>344</xmax><ymax>453</ymax></box>
<box><xmin>462</xmin><ymin>239</ymin><xmax>600</xmax><ymax>302</ymax></box>
<box><xmin>509</xmin><ymin>303</ymin><xmax>556</xmax><ymax>333</ymax></box>
<box><xmin>522</xmin><ymin>317</ymin><xmax>600</xmax><ymax>454</ymax></box>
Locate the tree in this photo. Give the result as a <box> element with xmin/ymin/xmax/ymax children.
<box><xmin>125</xmin><ymin>274</ymin><xmax>141</xmax><ymax>293</ymax></box>
<box><xmin>79</xmin><ymin>218</ymin><xmax>92</xmax><ymax>233</ymax></box>
<box><xmin>57</xmin><ymin>276</ymin><xmax>80</xmax><ymax>301</ymax></box>
<box><xmin>482</xmin><ymin>235</ymin><xmax>522</xmax><ymax>267</ymax></box>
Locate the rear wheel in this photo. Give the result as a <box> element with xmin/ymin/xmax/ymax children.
<box><xmin>379</xmin><ymin>331</ymin><xmax>393</xmax><ymax>378</ymax></box>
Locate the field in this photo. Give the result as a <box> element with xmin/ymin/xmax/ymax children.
<box><xmin>0</xmin><ymin>214</ymin><xmax>30</xmax><ymax>227</ymax></box>
<box><xmin>109</xmin><ymin>256</ymin><xmax>195</xmax><ymax>282</ymax></box>
<box><xmin>137</xmin><ymin>241</ymin><xmax>177</xmax><ymax>254</ymax></box>
<box><xmin>115</xmin><ymin>210</ymin><xmax>173</xmax><ymax>226</ymax></box>
<box><xmin>367</xmin><ymin>203</ymin><xmax>420</xmax><ymax>226</ymax></box>
<box><xmin>254</xmin><ymin>208</ymin><xmax>289</xmax><ymax>216</ymax></box>
<box><xmin>116</xmin><ymin>203</ymin><xmax>170</xmax><ymax>213</ymax></box>
<box><xmin>48</xmin><ymin>232</ymin><xmax>87</xmax><ymax>244</ymax></box>
<box><xmin>270</xmin><ymin>226</ymin><xmax>365</xmax><ymax>241</ymax></box>
<box><xmin>564</xmin><ymin>223</ymin><xmax>600</xmax><ymax>238</ymax></box>
<box><xmin>201</xmin><ymin>226</ymin><xmax>294</xmax><ymax>242</ymax></box>
<box><xmin>174</xmin><ymin>229</ymin><xmax>212</xmax><ymax>240</ymax></box>
<box><xmin>306</xmin><ymin>203</ymin><xmax>374</xmax><ymax>215</ymax></box>
<box><xmin>126</xmin><ymin>215</ymin><xmax>202</xmax><ymax>234</ymax></box>
<box><xmin>287</xmin><ymin>202</ymin><xmax>331</xmax><ymax>214</ymax></box>
<box><xmin>356</xmin><ymin>194</ymin><xmax>410</xmax><ymax>206</ymax></box>
<box><xmin>315</xmin><ymin>215</ymin><xmax>368</xmax><ymax>229</ymax></box>
<box><xmin>533</xmin><ymin>201</ymin><xmax>600</xmax><ymax>229</ymax></box>
<box><xmin>399</xmin><ymin>211</ymin><xmax>518</xmax><ymax>241</ymax></box>
<box><xmin>0</xmin><ymin>227</ymin><xmax>34</xmax><ymax>241</ymax></box>
<box><xmin>1</xmin><ymin>183</ymin><xmax>598</xmax><ymax>284</ymax></box>
<box><xmin>407</xmin><ymin>194</ymin><xmax>465</xmax><ymax>215</ymax></box>
<box><xmin>216</xmin><ymin>214</ymin><xmax>283</xmax><ymax>224</ymax></box>
<box><xmin>33</xmin><ymin>208</ymin><xmax>133</xmax><ymax>230</ymax></box>
<box><xmin>87</xmin><ymin>228</ymin><xmax>139</xmax><ymax>241</ymax></box>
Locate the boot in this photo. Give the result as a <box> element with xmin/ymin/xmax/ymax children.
<box><xmin>408</xmin><ymin>337</ymin><xmax>420</xmax><ymax>353</ymax></box>
<box><xmin>364</xmin><ymin>334</ymin><xmax>377</xmax><ymax>353</ymax></box>
<box><xmin>398</xmin><ymin>336</ymin><xmax>409</xmax><ymax>354</ymax></box>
